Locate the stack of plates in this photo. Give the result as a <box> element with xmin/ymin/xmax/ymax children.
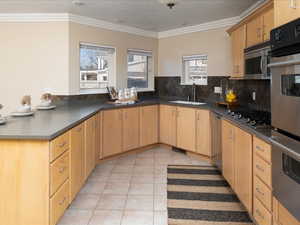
<box><xmin>11</xmin><ymin>111</ymin><xmax>35</xmax><ymax>117</ymax></box>
<box><xmin>36</xmin><ymin>105</ymin><xmax>56</xmax><ymax>110</ymax></box>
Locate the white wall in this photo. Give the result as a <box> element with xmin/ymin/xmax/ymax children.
<box><xmin>0</xmin><ymin>22</ymin><xmax>69</xmax><ymax>116</ymax></box>
<box><xmin>158</xmin><ymin>27</ymin><xmax>232</xmax><ymax>77</ymax></box>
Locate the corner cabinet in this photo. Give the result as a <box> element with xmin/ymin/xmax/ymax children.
<box><xmin>231</xmin><ymin>25</ymin><xmax>246</xmax><ymax>78</ymax></box>
<box><xmin>140</xmin><ymin>105</ymin><xmax>158</xmax><ymax>146</ymax></box>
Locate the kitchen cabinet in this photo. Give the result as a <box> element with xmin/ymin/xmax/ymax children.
<box><xmin>102</xmin><ymin>109</ymin><xmax>123</xmax><ymax>158</ymax></box>
<box><xmin>231</xmin><ymin>25</ymin><xmax>246</xmax><ymax>77</ymax></box>
<box><xmin>177</xmin><ymin>107</ymin><xmax>196</xmax><ymax>152</ymax></box>
<box><xmin>140</xmin><ymin>105</ymin><xmax>158</xmax><ymax>146</ymax></box>
<box><xmin>84</xmin><ymin>115</ymin><xmax>96</xmax><ymax>180</ymax></box>
<box><xmin>95</xmin><ymin>112</ymin><xmax>103</xmax><ymax>160</ymax></box>
<box><xmin>222</xmin><ymin>120</ymin><xmax>253</xmax><ymax>212</ymax></box>
<box><xmin>195</xmin><ymin>109</ymin><xmax>211</xmax><ymax>156</ymax></box>
<box><xmin>70</xmin><ymin>123</ymin><xmax>85</xmax><ymax>201</ymax></box>
<box><xmin>123</xmin><ymin>107</ymin><xmax>140</xmax><ymax>151</ymax></box>
<box><xmin>247</xmin><ymin>15</ymin><xmax>263</xmax><ymax>47</ymax></box>
<box><xmin>159</xmin><ymin>105</ymin><xmax>177</xmax><ymax>146</ymax></box>
<box><xmin>274</xmin><ymin>0</ymin><xmax>300</xmax><ymax>27</ymax></box>
<box><xmin>273</xmin><ymin>197</ymin><xmax>300</xmax><ymax>225</ymax></box>
<box><xmin>262</xmin><ymin>7</ymin><xmax>274</xmax><ymax>41</ymax></box>
<box><xmin>234</xmin><ymin>127</ymin><xmax>253</xmax><ymax>213</ymax></box>
<box><xmin>221</xmin><ymin>120</ymin><xmax>235</xmax><ymax>187</ymax></box>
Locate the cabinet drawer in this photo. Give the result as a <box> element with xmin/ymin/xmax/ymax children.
<box><xmin>254</xmin><ymin>176</ymin><xmax>272</xmax><ymax>211</ymax></box>
<box><xmin>50</xmin><ymin>132</ymin><xmax>70</xmax><ymax>162</ymax></box>
<box><xmin>50</xmin><ymin>151</ymin><xmax>69</xmax><ymax>196</ymax></box>
<box><xmin>254</xmin><ymin>136</ymin><xmax>271</xmax><ymax>163</ymax></box>
<box><xmin>254</xmin><ymin>154</ymin><xmax>272</xmax><ymax>187</ymax></box>
<box><xmin>254</xmin><ymin>197</ymin><xmax>272</xmax><ymax>225</ymax></box>
<box><xmin>50</xmin><ymin>180</ymin><xmax>69</xmax><ymax>225</ymax></box>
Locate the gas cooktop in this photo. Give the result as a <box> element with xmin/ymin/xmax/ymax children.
<box><xmin>227</xmin><ymin>109</ymin><xmax>271</xmax><ymax>129</ymax></box>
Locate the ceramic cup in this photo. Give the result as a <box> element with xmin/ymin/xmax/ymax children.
<box><xmin>40</xmin><ymin>100</ymin><xmax>52</xmax><ymax>107</ymax></box>
<box><xmin>17</xmin><ymin>104</ymin><xmax>31</xmax><ymax>113</ymax></box>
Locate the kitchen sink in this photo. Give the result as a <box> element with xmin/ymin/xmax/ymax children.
<box><xmin>169</xmin><ymin>100</ymin><xmax>207</xmax><ymax>106</ymax></box>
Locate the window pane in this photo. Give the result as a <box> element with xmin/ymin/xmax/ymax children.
<box><xmin>127</xmin><ymin>54</ymin><xmax>149</xmax><ymax>88</ymax></box>
<box><xmin>80</xmin><ymin>45</ymin><xmax>114</xmax><ymax>89</ymax></box>
<box><xmin>183</xmin><ymin>55</ymin><xmax>208</xmax><ymax>84</ymax></box>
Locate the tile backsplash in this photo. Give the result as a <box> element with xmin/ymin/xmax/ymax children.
<box><xmin>154</xmin><ymin>76</ymin><xmax>271</xmax><ymax>112</ymax></box>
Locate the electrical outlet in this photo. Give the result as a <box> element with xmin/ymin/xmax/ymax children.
<box><xmin>252</xmin><ymin>91</ymin><xmax>256</xmax><ymax>101</ymax></box>
<box><xmin>214</xmin><ymin>86</ymin><xmax>222</xmax><ymax>94</ymax></box>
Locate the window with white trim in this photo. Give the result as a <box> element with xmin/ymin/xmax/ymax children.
<box><xmin>80</xmin><ymin>44</ymin><xmax>116</xmax><ymax>90</ymax></box>
<box><xmin>127</xmin><ymin>49</ymin><xmax>153</xmax><ymax>89</ymax></box>
<box><xmin>182</xmin><ymin>55</ymin><xmax>208</xmax><ymax>85</ymax></box>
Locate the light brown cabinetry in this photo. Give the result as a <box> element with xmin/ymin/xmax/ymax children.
<box><xmin>247</xmin><ymin>16</ymin><xmax>263</xmax><ymax>47</ymax></box>
<box><xmin>263</xmin><ymin>7</ymin><xmax>274</xmax><ymax>41</ymax></box>
<box><xmin>70</xmin><ymin>123</ymin><xmax>85</xmax><ymax>201</ymax></box>
<box><xmin>221</xmin><ymin>120</ymin><xmax>235</xmax><ymax>187</ymax></box>
<box><xmin>176</xmin><ymin>107</ymin><xmax>196</xmax><ymax>152</ymax></box>
<box><xmin>159</xmin><ymin>105</ymin><xmax>177</xmax><ymax>146</ymax></box>
<box><xmin>221</xmin><ymin>120</ymin><xmax>253</xmax><ymax>212</ymax></box>
<box><xmin>273</xmin><ymin>197</ymin><xmax>300</xmax><ymax>225</ymax></box>
<box><xmin>234</xmin><ymin>127</ymin><xmax>253</xmax><ymax>213</ymax></box>
<box><xmin>123</xmin><ymin>107</ymin><xmax>140</xmax><ymax>151</ymax></box>
<box><xmin>84</xmin><ymin>115</ymin><xmax>96</xmax><ymax>179</ymax></box>
<box><xmin>231</xmin><ymin>25</ymin><xmax>246</xmax><ymax>77</ymax></box>
<box><xmin>140</xmin><ymin>105</ymin><xmax>158</xmax><ymax>146</ymax></box>
<box><xmin>95</xmin><ymin>112</ymin><xmax>103</xmax><ymax>160</ymax></box>
<box><xmin>102</xmin><ymin>109</ymin><xmax>123</xmax><ymax>158</ymax></box>
<box><xmin>195</xmin><ymin>110</ymin><xmax>211</xmax><ymax>156</ymax></box>
<box><xmin>274</xmin><ymin>0</ymin><xmax>300</xmax><ymax>27</ymax></box>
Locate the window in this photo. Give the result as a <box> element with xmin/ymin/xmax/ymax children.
<box><xmin>80</xmin><ymin>44</ymin><xmax>115</xmax><ymax>90</ymax></box>
<box><xmin>127</xmin><ymin>49</ymin><xmax>153</xmax><ymax>89</ymax></box>
<box><xmin>182</xmin><ymin>55</ymin><xmax>208</xmax><ymax>85</ymax></box>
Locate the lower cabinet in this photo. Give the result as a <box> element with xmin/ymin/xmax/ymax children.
<box><xmin>102</xmin><ymin>109</ymin><xmax>123</xmax><ymax>158</ymax></box>
<box><xmin>221</xmin><ymin>120</ymin><xmax>253</xmax><ymax>212</ymax></box>
<box><xmin>95</xmin><ymin>112</ymin><xmax>103</xmax><ymax>160</ymax></box>
<box><xmin>84</xmin><ymin>115</ymin><xmax>96</xmax><ymax>179</ymax></box>
<box><xmin>176</xmin><ymin>107</ymin><xmax>196</xmax><ymax>152</ymax></box>
<box><xmin>273</xmin><ymin>197</ymin><xmax>300</xmax><ymax>225</ymax></box>
<box><xmin>140</xmin><ymin>105</ymin><xmax>158</xmax><ymax>146</ymax></box>
<box><xmin>122</xmin><ymin>107</ymin><xmax>140</xmax><ymax>151</ymax></box>
<box><xmin>70</xmin><ymin>123</ymin><xmax>85</xmax><ymax>201</ymax></box>
<box><xmin>195</xmin><ymin>110</ymin><xmax>211</xmax><ymax>156</ymax></box>
<box><xmin>159</xmin><ymin>105</ymin><xmax>177</xmax><ymax>146</ymax></box>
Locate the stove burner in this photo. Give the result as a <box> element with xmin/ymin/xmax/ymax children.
<box><xmin>226</xmin><ymin>109</ymin><xmax>271</xmax><ymax>129</ymax></box>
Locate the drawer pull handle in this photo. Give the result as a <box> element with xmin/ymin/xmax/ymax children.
<box><xmin>59</xmin><ymin>167</ymin><xmax>67</xmax><ymax>174</ymax></box>
<box><xmin>256</xmin><ymin>165</ymin><xmax>265</xmax><ymax>172</ymax></box>
<box><xmin>59</xmin><ymin>197</ymin><xmax>66</xmax><ymax>206</ymax></box>
<box><xmin>256</xmin><ymin>146</ymin><xmax>264</xmax><ymax>152</ymax></box>
<box><xmin>255</xmin><ymin>209</ymin><xmax>265</xmax><ymax>219</ymax></box>
<box><xmin>256</xmin><ymin>187</ymin><xmax>265</xmax><ymax>196</ymax></box>
<box><xmin>59</xmin><ymin>142</ymin><xmax>66</xmax><ymax>148</ymax></box>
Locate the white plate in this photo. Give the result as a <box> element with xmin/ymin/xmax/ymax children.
<box><xmin>36</xmin><ymin>105</ymin><xmax>56</xmax><ymax>110</ymax></box>
<box><xmin>11</xmin><ymin>111</ymin><xmax>35</xmax><ymax>117</ymax></box>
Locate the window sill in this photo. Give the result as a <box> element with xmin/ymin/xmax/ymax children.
<box><xmin>79</xmin><ymin>88</ymin><xmax>108</xmax><ymax>95</ymax></box>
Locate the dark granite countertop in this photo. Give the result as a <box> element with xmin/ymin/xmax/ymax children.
<box><xmin>0</xmin><ymin>98</ymin><xmax>272</xmax><ymax>143</ymax></box>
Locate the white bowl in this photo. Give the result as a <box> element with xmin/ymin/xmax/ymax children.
<box><xmin>17</xmin><ymin>105</ymin><xmax>31</xmax><ymax>113</ymax></box>
<box><xmin>40</xmin><ymin>100</ymin><xmax>52</xmax><ymax>107</ymax></box>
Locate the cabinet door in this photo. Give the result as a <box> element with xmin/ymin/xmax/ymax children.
<box><xmin>123</xmin><ymin>107</ymin><xmax>140</xmax><ymax>151</ymax></box>
<box><xmin>84</xmin><ymin>115</ymin><xmax>96</xmax><ymax>180</ymax></box>
<box><xmin>246</xmin><ymin>16</ymin><xmax>263</xmax><ymax>47</ymax></box>
<box><xmin>195</xmin><ymin>110</ymin><xmax>211</xmax><ymax>156</ymax></box>
<box><xmin>159</xmin><ymin>105</ymin><xmax>177</xmax><ymax>146</ymax></box>
<box><xmin>275</xmin><ymin>0</ymin><xmax>300</xmax><ymax>27</ymax></box>
<box><xmin>263</xmin><ymin>7</ymin><xmax>274</xmax><ymax>41</ymax></box>
<box><xmin>140</xmin><ymin>105</ymin><xmax>158</xmax><ymax>146</ymax></box>
<box><xmin>234</xmin><ymin>127</ymin><xmax>253</xmax><ymax>213</ymax></box>
<box><xmin>103</xmin><ymin>109</ymin><xmax>123</xmax><ymax>158</ymax></box>
<box><xmin>231</xmin><ymin>25</ymin><xmax>246</xmax><ymax>77</ymax></box>
<box><xmin>177</xmin><ymin>107</ymin><xmax>196</xmax><ymax>152</ymax></box>
<box><xmin>221</xmin><ymin>120</ymin><xmax>235</xmax><ymax>188</ymax></box>
<box><xmin>95</xmin><ymin>112</ymin><xmax>103</xmax><ymax>160</ymax></box>
<box><xmin>70</xmin><ymin>123</ymin><xmax>85</xmax><ymax>201</ymax></box>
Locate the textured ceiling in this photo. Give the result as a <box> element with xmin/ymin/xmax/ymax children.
<box><xmin>0</xmin><ymin>0</ymin><xmax>261</xmax><ymax>31</ymax></box>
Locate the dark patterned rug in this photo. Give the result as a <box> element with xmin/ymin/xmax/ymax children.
<box><xmin>167</xmin><ymin>165</ymin><xmax>253</xmax><ymax>225</ymax></box>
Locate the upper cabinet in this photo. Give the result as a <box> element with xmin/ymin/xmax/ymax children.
<box><xmin>262</xmin><ymin>7</ymin><xmax>274</xmax><ymax>41</ymax></box>
<box><xmin>246</xmin><ymin>15</ymin><xmax>263</xmax><ymax>47</ymax></box>
<box><xmin>274</xmin><ymin>0</ymin><xmax>300</xmax><ymax>27</ymax></box>
<box><xmin>231</xmin><ymin>25</ymin><xmax>246</xmax><ymax>78</ymax></box>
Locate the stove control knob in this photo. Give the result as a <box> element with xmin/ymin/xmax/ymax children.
<box><xmin>274</xmin><ymin>29</ymin><xmax>282</xmax><ymax>42</ymax></box>
<box><xmin>250</xmin><ymin>121</ymin><xmax>257</xmax><ymax>126</ymax></box>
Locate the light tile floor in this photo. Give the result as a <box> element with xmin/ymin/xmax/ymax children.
<box><xmin>58</xmin><ymin>146</ymin><xmax>209</xmax><ymax>225</ymax></box>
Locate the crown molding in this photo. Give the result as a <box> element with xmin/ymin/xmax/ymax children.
<box><xmin>0</xmin><ymin>13</ymin><xmax>158</xmax><ymax>38</ymax></box>
<box><xmin>157</xmin><ymin>16</ymin><xmax>240</xmax><ymax>39</ymax></box>
<box><xmin>239</xmin><ymin>0</ymin><xmax>267</xmax><ymax>21</ymax></box>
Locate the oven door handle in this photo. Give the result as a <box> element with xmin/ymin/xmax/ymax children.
<box><xmin>271</xmin><ymin>136</ymin><xmax>300</xmax><ymax>161</ymax></box>
<box><xmin>268</xmin><ymin>59</ymin><xmax>300</xmax><ymax>68</ymax></box>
